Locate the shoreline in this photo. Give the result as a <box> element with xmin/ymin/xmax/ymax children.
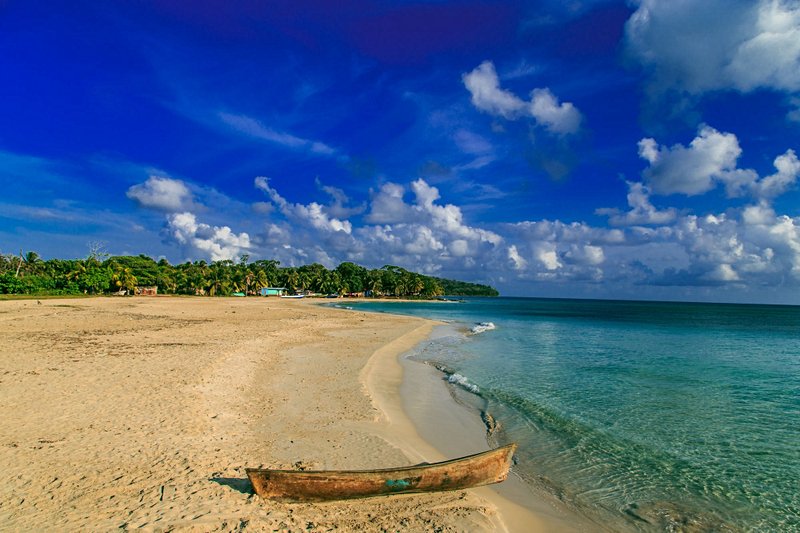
<box><xmin>399</xmin><ymin>348</ymin><xmax>583</xmax><ymax>532</ymax></box>
<box><xmin>355</xmin><ymin>308</ymin><xmax>582</xmax><ymax>532</ymax></box>
<box><xmin>1</xmin><ymin>296</ymin><xmax>551</xmax><ymax>530</ymax></box>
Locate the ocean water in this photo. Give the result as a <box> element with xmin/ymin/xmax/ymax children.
<box><xmin>341</xmin><ymin>298</ymin><xmax>800</xmax><ymax>532</ymax></box>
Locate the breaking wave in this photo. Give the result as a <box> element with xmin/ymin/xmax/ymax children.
<box><xmin>470</xmin><ymin>322</ymin><xmax>496</xmax><ymax>334</ymax></box>
<box><xmin>446</xmin><ymin>372</ymin><xmax>480</xmax><ymax>394</ymax></box>
<box><xmin>430</xmin><ymin>363</ymin><xmax>482</xmax><ymax>395</ymax></box>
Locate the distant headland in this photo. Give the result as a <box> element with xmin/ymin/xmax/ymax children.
<box><xmin>0</xmin><ymin>251</ymin><xmax>499</xmax><ymax>298</ymax></box>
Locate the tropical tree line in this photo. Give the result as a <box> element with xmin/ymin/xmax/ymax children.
<box><xmin>0</xmin><ymin>251</ymin><xmax>499</xmax><ymax>298</ymax></box>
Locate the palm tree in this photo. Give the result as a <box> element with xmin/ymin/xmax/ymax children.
<box><xmin>422</xmin><ymin>277</ymin><xmax>443</xmax><ymax>297</ymax></box>
<box><xmin>208</xmin><ymin>261</ymin><xmax>233</xmax><ymax>296</ymax></box>
<box><xmin>282</xmin><ymin>268</ymin><xmax>300</xmax><ymax>293</ymax></box>
<box><xmin>365</xmin><ymin>270</ymin><xmax>383</xmax><ymax>297</ymax></box>
<box><xmin>254</xmin><ymin>269</ymin><xmax>269</xmax><ymax>293</ymax></box>
<box><xmin>18</xmin><ymin>251</ymin><xmax>43</xmax><ymax>277</ymax></box>
<box><xmin>109</xmin><ymin>262</ymin><xmax>137</xmax><ymax>293</ymax></box>
<box><xmin>411</xmin><ymin>274</ymin><xmax>425</xmax><ymax>296</ymax></box>
<box><xmin>320</xmin><ymin>271</ymin><xmax>342</xmax><ymax>295</ymax></box>
<box><xmin>65</xmin><ymin>261</ymin><xmax>87</xmax><ymax>285</ymax></box>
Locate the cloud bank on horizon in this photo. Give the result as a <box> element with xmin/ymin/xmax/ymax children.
<box><xmin>1</xmin><ymin>0</ymin><xmax>799</xmax><ymax>303</ymax></box>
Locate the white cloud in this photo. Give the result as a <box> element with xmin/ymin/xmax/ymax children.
<box><xmin>166</xmin><ymin>212</ymin><xmax>250</xmax><ymax>261</ymax></box>
<box><xmin>507</xmin><ymin>245</ymin><xmax>528</xmax><ymax>270</ymax></box>
<box><xmin>638</xmin><ymin>126</ymin><xmax>743</xmax><ymax>196</ymax></box>
<box><xmin>147</xmin><ymin>164</ymin><xmax>800</xmax><ymax>299</ymax></box>
<box><xmin>219</xmin><ymin>112</ymin><xmax>336</xmax><ymax>156</ymax></box>
<box><xmin>254</xmin><ymin>176</ymin><xmax>352</xmax><ymax>234</ymax></box>
<box><xmin>626</xmin><ymin>0</ymin><xmax>800</xmax><ymax>95</ymax></box>
<box><xmin>247</xmin><ymin>176</ymin><xmax>507</xmax><ymax>278</ymax></box>
<box><xmin>404</xmin><ymin>226</ymin><xmax>445</xmax><ymax>255</ymax></box>
<box><xmin>564</xmin><ymin>245</ymin><xmax>605</xmax><ymax>266</ymax></box>
<box><xmin>462</xmin><ymin>61</ymin><xmax>582</xmax><ymax>135</ymax></box>
<box><xmin>705</xmin><ymin>263</ymin><xmax>740</xmax><ymax>282</ymax></box>
<box><xmin>127</xmin><ymin>176</ymin><xmax>194</xmax><ymax>211</ymax></box>
<box><xmin>500</xmin><ymin>219</ymin><xmax>618</xmax><ymax>283</ymax></box>
<box><xmin>529</xmin><ymin>88</ymin><xmax>582</xmax><ymax>135</ymax></box>
<box><xmin>462</xmin><ymin>61</ymin><xmax>527</xmax><ymax>119</ymax></box>
<box><xmin>597</xmin><ymin>181</ymin><xmax>677</xmax><ymax>226</ymax></box>
<box><xmin>449</xmin><ymin>239</ymin><xmax>469</xmax><ymax>257</ymax></box>
<box><xmin>639</xmin><ymin>126</ymin><xmax>799</xmax><ymax>200</ymax></box>
<box><xmin>410</xmin><ymin>179</ymin><xmax>503</xmax><ymax>245</ymax></box>
<box><xmin>725</xmin><ymin>1</ymin><xmax>800</xmax><ymax>92</ymax></box>
<box><xmin>752</xmin><ymin>149</ymin><xmax>800</xmax><ymax>199</ymax></box>
<box><xmin>537</xmin><ymin>248</ymin><xmax>561</xmax><ymax>270</ymax></box>
<box><xmin>365</xmin><ymin>182</ymin><xmax>413</xmax><ymax>224</ymax></box>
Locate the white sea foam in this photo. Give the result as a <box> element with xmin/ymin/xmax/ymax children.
<box><xmin>470</xmin><ymin>321</ymin><xmax>496</xmax><ymax>334</ymax></box>
<box><xmin>447</xmin><ymin>373</ymin><xmax>480</xmax><ymax>394</ymax></box>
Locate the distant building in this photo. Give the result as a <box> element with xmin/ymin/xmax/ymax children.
<box><xmin>260</xmin><ymin>287</ymin><xmax>287</xmax><ymax>296</ymax></box>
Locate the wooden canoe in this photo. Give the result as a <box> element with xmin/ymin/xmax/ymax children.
<box><xmin>246</xmin><ymin>443</ymin><xmax>516</xmax><ymax>502</ymax></box>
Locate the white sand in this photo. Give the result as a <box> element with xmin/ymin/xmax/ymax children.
<box><xmin>0</xmin><ymin>296</ymin><xmax>562</xmax><ymax>531</ymax></box>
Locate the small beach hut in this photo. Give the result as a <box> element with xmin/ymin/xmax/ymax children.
<box><xmin>260</xmin><ymin>287</ymin><xmax>286</xmax><ymax>296</ymax></box>
<box><xmin>136</xmin><ymin>286</ymin><xmax>158</xmax><ymax>296</ymax></box>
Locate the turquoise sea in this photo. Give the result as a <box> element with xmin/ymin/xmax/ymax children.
<box><xmin>342</xmin><ymin>298</ymin><xmax>800</xmax><ymax>532</ymax></box>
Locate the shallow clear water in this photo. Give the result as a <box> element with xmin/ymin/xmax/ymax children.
<box><xmin>342</xmin><ymin>298</ymin><xmax>800</xmax><ymax>532</ymax></box>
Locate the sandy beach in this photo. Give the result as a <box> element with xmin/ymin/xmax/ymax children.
<box><xmin>0</xmin><ymin>296</ymin><xmax>562</xmax><ymax>531</ymax></box>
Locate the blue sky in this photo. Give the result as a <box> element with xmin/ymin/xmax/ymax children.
<box><xmin>2</xmin><ymin>1</ymin><xmax>800</xmax><ymax>303</ymax></box>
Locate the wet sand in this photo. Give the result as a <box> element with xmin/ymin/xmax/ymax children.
<box><xmin>0</xmin><ymin>296</ymin><xmax>555</xmax><ymax>531</ymax></box>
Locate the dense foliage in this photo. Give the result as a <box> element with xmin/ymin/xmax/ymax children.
<box><xmin>436</xmin><ymin>278</ymin><xmax>499</xmax><ymax>297</ymax></box>
<box><xmin>0</xmin><ymin>251</ymin><xmax>499</xmax><ymax>298</ymax></box>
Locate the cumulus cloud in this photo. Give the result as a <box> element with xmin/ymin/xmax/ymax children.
<box><xmin>462</xmin><ymin>61</ymin><xmax>582</xmax><ymax>135</ymax></box>
<box><xmin>365</xmin><ymin>183</ymin><xmax>414</xmax><ymax>224</ymax></box>
<box><xmin>515</xmin><ymin>200</ymin><xmax>794</xmax><ymax>290</ymax></box>
<box><xmin>566</xmin><ymin>245</ymin><xmax>605</xmax><ymax>266</ymax></box>
<box><xmin>127</xmin><ymin>176</ymin><xmax>195</xmax><ymax>211</ymax></box>
<box><xmin>752</xmin><ymin>149</ymin><xmax>800</xmax><ymax>199</ymax></box>
<box><xmin>507</xmin><ymin>245</ymin><xmax>528</xmax><ymax>270</ymax></box>
<box><xmin>529</xmin><ymin>88</ymin><xmax>582</xmax><ymax>135</ymax></box>
<box><xmin>626</xmin><ymin>0</ymin><xmax>800</xmax><ymax>99</ymax></box>
<box><xmin>537</xmin><ymin>247</ymin><xmax>562</xmax><ymax>270</ymax></box>
<box><xmin>638</xmin><ymin>125</ymin><xmax>800</xmax><ymax>200</ymax></box>
<box><xmin>166</xmin><ymin>212</ymin><xmax>250</xmax><ymax>261</ymax></box>
<box><xmin>149</xmin><ymin>159</ymin><xmax>800</xmax><ymax>298</ymax></box>
<box><xmin>725</xmin><ymin>1</ymin><xmax>800</xmax><ymax>93</ymax></box>
<box><xmin>410</xmin><ymin>179</ymin><xmax>503</xmax><ymax>245</ymax></box>
<box><xmin>638</xmin><ymin>126</ymin><xmax>743</xmax><ymax>196</ymax></box>
<box><xmin>254</xmin><ymin>176</ymin><xmax>352</xmax><ymax>234</ymax></box>
<box><xmin>462</xmin><ymin>60</ymin><xmax>527</xmax><ymax>119</ymax></box>
<box><xmin>597</xmin><ymin>182</ymin><xmax>677</xmax><ymax>226</ymax></box>
<box><xmin>248</xmin><ymin>175</ymin><xmax>508</xmax><ymax>278</ymax></box>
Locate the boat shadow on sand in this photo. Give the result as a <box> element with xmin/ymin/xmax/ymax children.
<box><xmin>211</xmin><ymin>477</ymin><xmax>254</xmax><ymax>495</ymax></box>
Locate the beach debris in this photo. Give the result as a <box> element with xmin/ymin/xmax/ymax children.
<box><xmin>481</xmin><ymin>411</ymin><xmax>500</xmax><ymax>437</ymax></box>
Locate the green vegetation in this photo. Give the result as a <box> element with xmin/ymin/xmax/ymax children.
<box><xmin>0</xmin><ymin>251</ymin><xmax>499</xmax><ymax>298</ymax></box>
<box><xmin>437</xmin><ymin>278</ymin><xmax>500</xmax><ymax>297</ymax></box>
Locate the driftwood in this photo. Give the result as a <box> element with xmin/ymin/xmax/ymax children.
<box><xmin>246</xmin><ymin>443</ymin><xmax>516</xmax><ymax>502</ymax></box>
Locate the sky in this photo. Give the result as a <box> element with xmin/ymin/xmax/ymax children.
<box><xmin>1</xmin><ymin>0</ymin><xmax>800</xmax><ymax>304</ymax></box>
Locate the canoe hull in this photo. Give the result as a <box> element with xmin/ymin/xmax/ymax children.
<box><xmin>246</xmin><ymin>444</ymin><xmax>516</xmax><ymax>502</ymax></box>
